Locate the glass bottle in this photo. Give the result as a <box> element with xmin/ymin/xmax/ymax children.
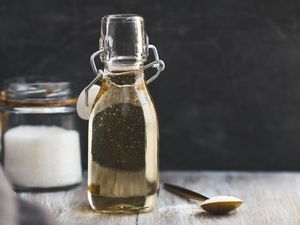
<box><xmin>85</xmin><ymin>14</ymin><xmax>165</xmax><ymax>214</ymax></box>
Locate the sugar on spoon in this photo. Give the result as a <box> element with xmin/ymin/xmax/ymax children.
<box><xmin>164</xmin><ymin>183</ymin><xmax>243</xmax><ymax>214</ymax></box>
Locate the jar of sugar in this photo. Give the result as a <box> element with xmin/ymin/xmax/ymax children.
<box><xmin>0</xmin><ymin>77</ymin><xmax>82</xmax><ymax>192</ymax></box>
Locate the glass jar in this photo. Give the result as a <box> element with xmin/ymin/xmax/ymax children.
<box><xmin>83</xmin><ymin>14</ymin><xmax>165</xmax><ymax>214</ymax></box>
<box><xmin>0</xmin><ymin>77</ymin><xmax>82</xmax><ymax>192</ymax></box>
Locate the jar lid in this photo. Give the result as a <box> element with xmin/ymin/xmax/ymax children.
<box><xmin>0</xmin><ymin>77</ymin><xmax>77</xmax><ymax>107</ymax></box>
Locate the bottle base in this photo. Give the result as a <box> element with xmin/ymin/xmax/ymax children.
<box><xmin>88</xmin><ymin>192</ymin><xmax>157</xmax><ymax>214</ymax></box>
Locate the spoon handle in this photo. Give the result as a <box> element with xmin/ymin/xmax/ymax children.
<box><xmin>164</xmin><ymin>183</ymin><xmax>209</xmax><ymax>202</ymax></box>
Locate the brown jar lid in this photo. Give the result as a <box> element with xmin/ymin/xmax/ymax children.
<box><xmin>0</xmin><ymin>91</ymin><xmax>77</xmax><ymax>107</ymax></box>
<box><xmin>0</xmin><ymin>77</ymin><xmax>77</xmax><ymax>107</ymax></box>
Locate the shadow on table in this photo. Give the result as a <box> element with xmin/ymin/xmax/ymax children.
<box><xmin>195</xmin><ymin>211</ymin><xmax>237</xmax><ymax>219</ymax></box>
<box><xmin>72</xmin><ymin>203</ymin><xmax>138</xmax><ymax>217</ymax></box>
<box><xmin>72</xmin><ymin>203</ymin><xmax>95</xmax><ymax>216</ymax></box>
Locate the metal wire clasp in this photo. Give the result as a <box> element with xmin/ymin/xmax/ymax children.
<box><xmin>84</xmin><ymin>44</ymin><xmax>165</xmax><ymax>106</ymax></box>
<box><xmin>83</xmin><ymin>49</ymin><xmax>103</xmax><ymax>107</ymax></box>
<box><xmin>144</xmin><ymin>45</ymin><xmax>165</xmax><ymax>84</ymax></box>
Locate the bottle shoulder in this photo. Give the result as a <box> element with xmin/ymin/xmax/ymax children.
<box><xmin>90</xmin><ymin>80</ymin><xmax>156</xmax><ymax>116</ymax></box>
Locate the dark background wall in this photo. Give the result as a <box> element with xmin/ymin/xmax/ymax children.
<box><xmin>1</xmin><ymin>0</ymin><xmax>300</xmax><ymax>170</ymax></box>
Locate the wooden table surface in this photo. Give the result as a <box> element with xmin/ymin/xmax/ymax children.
<box><xmin>19</xmin><ymin>171</ymin><xmax>300</xmax><ymax>225</ymax></box>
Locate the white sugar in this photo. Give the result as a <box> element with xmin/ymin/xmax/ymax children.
<box><xmin>4</xmin><ymin>125</ymin><xmax>82</xmax><ymax>187</ymax></box>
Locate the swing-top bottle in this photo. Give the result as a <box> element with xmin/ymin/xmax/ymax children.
<box><xmin>87</xmin><ymin>14</ymin><xmax>165</xmax><ymax>214</ymax></box>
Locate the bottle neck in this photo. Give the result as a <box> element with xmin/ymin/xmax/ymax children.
<box><xmin>104</xmin><ymin>61</ymin><xmax>144</xmax><ymax>73</ymax></box>
<box><xmin>100</xmin><ymin>15</ymin><xmax>148</xmax><ymax>66</ymax></box>
<box><xmin>103</xmin><ymin>66</ymin><xmax>145</xmax><ymax>87</ymax></box>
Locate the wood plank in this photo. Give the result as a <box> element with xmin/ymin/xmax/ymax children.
<box><xmin>19</xmin><ymin>171</ymin><xmax>300</xmax><ymax>225</ymax></box>
<box><xmin>19</xmin><ymin>177</ymin><xmax>137</xmax><ymax>225</ymax></box>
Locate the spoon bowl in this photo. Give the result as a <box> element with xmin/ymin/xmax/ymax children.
<box><xmin>200</xmin><ymin>196</ymin><xmax>243</xmax><ymax>214</ymax></box>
